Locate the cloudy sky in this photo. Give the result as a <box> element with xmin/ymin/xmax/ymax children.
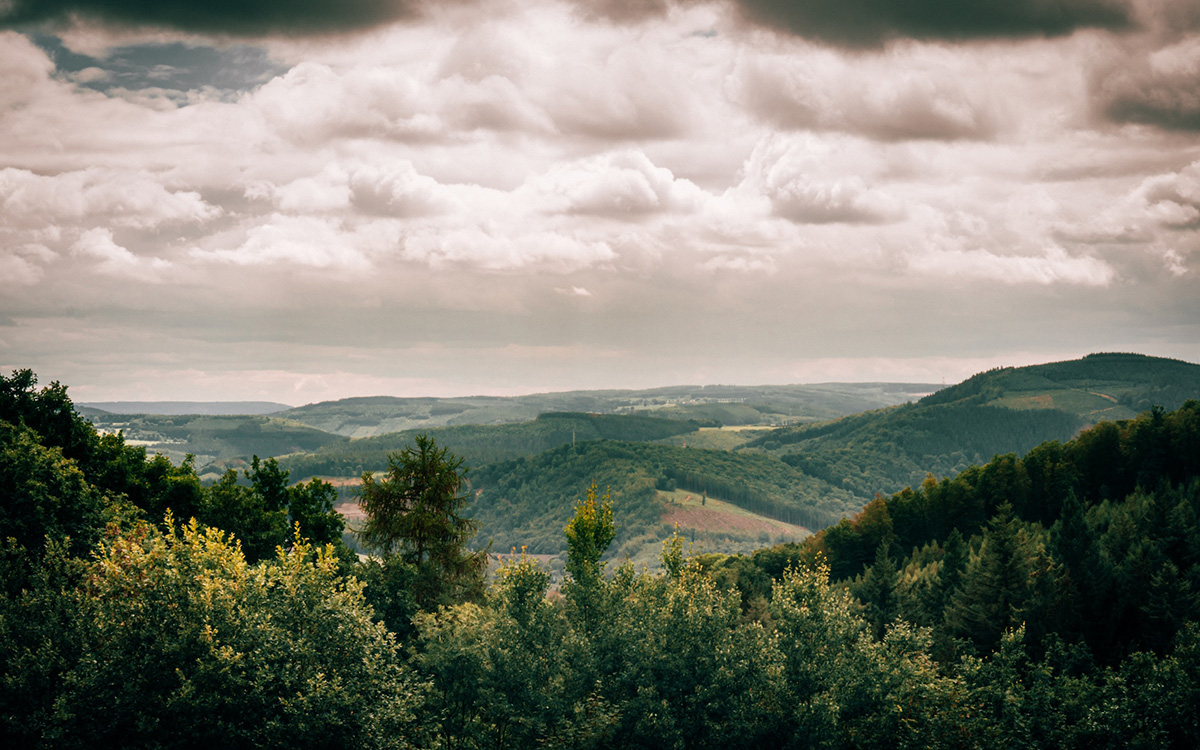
<box><xmin>2</xmin><ymin>0</ymin><xmax>1199</xmax><ymax>405</ymax></box>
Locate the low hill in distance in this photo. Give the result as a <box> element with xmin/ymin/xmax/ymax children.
<box><xmin>749</xmin><ymin>352</ymin><xmax>1200</xmax><ymax>502</ymax></box>
<box><xmin>79</xmin><ymin>401</ymin><xmax>291</xmax><ymax>416</ymax></box>
<box><xmin>276</xmin><ymin>382</ymin><xmax>934</xmax><ymax>438</ymax></box>
<box><xmin>86</xmin><ymin>413</ymin><xmax>345</xmax><ymax>474</ymax></box>
<box><xmin>77</xmin><ymin>353</ymin><xmax>1200</xmax><ymax>567</ymax></box>
<box><xmin>82</xmin><ymin>382</ymin><xmax>934</xmax><ymax>477</ymax></box>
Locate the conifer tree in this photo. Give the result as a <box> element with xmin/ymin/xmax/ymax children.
<box><xmin>857</xmin><ymin>538</ymin><xmax>899</xmax><ymax>640</ymax></box>
<box><xmin>945</xmin><ymin>503</ymin><xmax>1030</xmax><ymax>652</ymax></box>
<box><xmin>358</xmin><ymin>435</ymin><xmax>486</xmax><ymax>609</ymax></box>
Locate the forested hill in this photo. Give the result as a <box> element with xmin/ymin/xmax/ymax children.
<box><xmin>747</xmin><ymin>352</ymin><xmax>1200</xmax><ymax>501</ymax></box>
<box><xmin>276</xmin><ymin>412</ymin><xmax>704</xmax><ymax>482</ymax></box>
<box><xmin>798</xmin><ymin>398</ymin><xmax>1200</xmax><ymax>666</ymax></box>
<box><xmin>275</xmin><ymin>382</ymin><xmax>931</xmax><ymax>438</ymax></box>
<box><xmin>920</xmin><ymin>352</ymin><xmax>1200</xmax><ymax>417</ymax></box>
<box><xmin>467</xmin><ymin>440</ymin><xmax>862</xmax><ymax>557</ymax></box>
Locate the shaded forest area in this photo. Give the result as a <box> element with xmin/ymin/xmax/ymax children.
<box><xmin>4</xmin><ymin>368</ymin><xmax>1200</xmax><ymax>749</ymax></box>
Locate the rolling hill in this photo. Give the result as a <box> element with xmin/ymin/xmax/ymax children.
<box><xmin>79</xmin><ymin>401</ymin><xmax>291</xmax><ymax>416</ymax></box>
<box><xmin>276</xmin><ymin>382</ymin><xmax>934</xmax><ymax>438</ymax></box>
<box><xmin>465</xmin><ymin>440</ymin><xmax>863</xmax><ymax>562</ymax></box>
<box><xmin>85</xmin><ymin>413</ymin><xmax>346</xmax><ymax>475</ymax></box>
<box><xmin>747</xmin><ymin>353</ymin><xmax>1200</xmax><ymax>501</ymax></box>
<box><xmin>276</xmin><ymin>411</ymin><xmax>704</xmax><ymax>481</ymax></box>
<box><xmin>78</xmin><ymin>353</ymin><xmax>1200</xmax><ymax>566</ymax></box>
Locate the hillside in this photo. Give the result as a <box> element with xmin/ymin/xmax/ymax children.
<box><xmin>85</xmin><ymin>413</ymin><xmax>346</xmax><ymax>474</ymax></box>
<box><xmin>79</xmin><ymin>401</ymin><xmax>291</xmax><ymax>416</ymax></box>
<box><xmin>277</xmin><ymin>411</ymin><xmax>703</xmax><ymax>481</ymax></box>
<box><xmin>748</xmin><ymin>353</ymin><xmax>1200</xmax><ymax>501</ymax></box>
<box><xmin>921</xmin><ymin>351</ymin><xmax>1200</xmax><ymax>419</ymax></box>
<box><xmin>466</xmin><ymin>440</ymin><xmax>862</xmax><ymax>560</ymax></box>
<box><xmin>277</xmin><ymin>382</ymin><xmax>933</xmax><ymax>437</ymax></box>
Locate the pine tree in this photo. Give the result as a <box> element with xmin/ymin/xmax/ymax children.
<box><xmin>945</xmin><ymin>503</ymin><xmax>1030</xmax><ymax>652</ymax></box>
<box><xmin>357</xmin><ymin>434</ymin><xmax>486</xmax><ymax>609</ymax></box>
<box><xmin>857</xmin><ymin>538</ymin><xmax>899</xmax><ymax>640</ymax></box>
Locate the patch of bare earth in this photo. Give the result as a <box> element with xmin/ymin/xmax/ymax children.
<box><xmin>662</xmin><ymin>503</ymin><xmax>807</xmax><ymax>537</ymax></box>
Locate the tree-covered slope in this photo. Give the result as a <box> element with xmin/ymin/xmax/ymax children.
<box><xmin>467</xmin><ymin>440</ymin><xmax>862</xmax><ymax>557</ymax></box>
<box><xmin>750</xmin><ymin>353</ymin><xmax>1200</xmax><ymax>501</ymax></box>
<box><xmin>922</xmin><ymin>352</ymin><xmax>1200</xmax><ymax>419</ymax></box>
<box><xmin>800</xmin><ymin>399</ymin><xmax>1200</xmax><ymax>664</ymax></box>
<box><xmin>277</xmin><ymin>412</ymin><xmax>704</xmax><ymax>481</ymax></box>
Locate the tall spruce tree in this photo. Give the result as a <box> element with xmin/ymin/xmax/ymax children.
<box><xmin>945</xmin><ymin>503</ymin><xmax>1031</xmax><ymax>652</ymax></box>
<box><xmin>857</xmin><ymin>538</ymin><xmax>899</xmax><ymax>640</ymax></box>
<box><xmin>358</xmin><ymin>435</ymin><xmax>486</xmax><ymax>609</ymax></box>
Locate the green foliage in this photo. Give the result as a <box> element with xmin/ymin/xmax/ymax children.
<box><xmin>200</xmin><ymin>468</ymin><xmax>289</xmax><ymax>562</ymax></box>
<box><xmin>355</xmin><ymin>554</ymin><xmax>421</xmax><ymax>642</ymax></box>
<box><xmin>565</xmin><ymin>483</ymin><xmax>616</xmax><ymax>587</ymax></box>
<box><xmin>943</xmin><ymin>504</ymin><xmax>1032</xmax><ymax>652</ymax></box>
<box><xmin>808</xmin><ymin>400</ymin><xmax>1200</xmax><ymax>669</ymax></box>
<box><xmin>358</xmin><ymin>434</ymin><xmax>486</xmax><ymax>609</ymax></box>
<box><xmin>286</xmin><ymin>475</ymin><xmax>346</xmax><ymax>546</ymax></box>
<box><xmin>413</xmin><ymin>554</ymin><xmax>570</xmax><ymax>750</ymax></box>
<box><xmin>1</xmin><ymin>520</ymin><xmax>431</xmax><ymax>750</ymax></box>
<box><xmin>856</xmin><ymin>538</ymin><xmax>899</xmax><ymax>640</ymax></box>
<box><xmin>0</xmin><ymin>369</ymin><xmax>95</xmax><ymax>468</ymax></box>
<box><xmin>0</xmin><ymin>421</ymin><xmax>108</xmax><ymax>571</ymax></box>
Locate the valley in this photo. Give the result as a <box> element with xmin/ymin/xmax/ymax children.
<box><xmin>78</xmin><ymin>353</ymin><xmax>1200</xmax><ymax>567</ymax></box>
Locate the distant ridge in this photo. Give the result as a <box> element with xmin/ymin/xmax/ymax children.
<box><xmin>79</xmin><ymin>401</ymin><xmax>291</xmax><ymax>416</ymax></box>
<box><xmin>749</xmin><ymin>351</ymin><xmax>1200</xmax><ymax>501</ymax></box>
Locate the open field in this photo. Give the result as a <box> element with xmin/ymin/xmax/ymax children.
<box><xmin>659</xmin><ymin>488</ymin><xmax>809</xmax><ymax>540</ymax></box>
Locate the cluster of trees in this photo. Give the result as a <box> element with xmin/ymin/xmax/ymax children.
<box><xmin>790</xmin><ymin>400</ymin><xmax>1200</xmax><ymax>668</ymax></box>
<box><xmin>5</xmin><ymin>367</ymin><xmax>1200</xmax><ymax>748</ymax></box>
<box><xmin>0</xmin><ymin>370</ymin><xmax>430</xmax><ymax>747</ymax></box>
<box><xmin>413</xmin><ymin>548</ymin><xmax>1200</xmax><ymax>749</ymax></box>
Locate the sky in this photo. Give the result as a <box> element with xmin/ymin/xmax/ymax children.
<box><xmin>1</xmin><ymin>0</ymin><xmax>1199</xmax><ymax>405</ymax></box>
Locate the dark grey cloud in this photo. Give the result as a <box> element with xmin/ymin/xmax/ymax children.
<box><xmin>570</xmin><ymin>0</ymin><xmax>671</xmax><ymax>24</ymax></box>
<box><xmin>729</xmin><ymin>0</ymin><xmax>1133</xmax><ymax>46</ymax></box>
<box><xmin>1094</xmin><ymin>51</ymin><xmax>1200</xmax><ymax>132</ymax></box>
<box><xmin>574</xmin><ymin>0</ymin><xmax>1133</xmax><ymax>46</ymax></box>
<box><xmin>1</xmin><ymin>0</ymin><xmax>445</xmax><ymax>36</ymax></box>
